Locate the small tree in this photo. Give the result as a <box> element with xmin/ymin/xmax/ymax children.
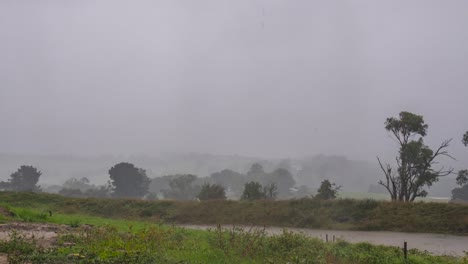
<box><xmin>315</xmin><ymin>180</ymin><xmax>340</xmax><ymax>200</ymax></box>
<box><xmin>210</xmin><ymin>169</ymin><xmax>246</xmax><ymax>196</ymax></box>
<box><xmin>8</xmin><ymin>165</ymin><xmax>41</xmax><ymax>192</ymax></box>
<box><xmin>163</xmin><ymin>174</ymin><xmax>200</xmax><ymax>200</ymax></box>
<box><xmin>452</xmin><ymin>185</ymin><xmax>468</xmax><ymax>201</ymax></box>
<box><xmin>263</xmin><ymin>183</ymin><xmax>278</xmax><ymax>200</ymax></box>
<box><xmin>246</xmin><ymin>163</ymin><xmax>267</xmax><ymax>182</ymax></box>
<box><xmin>197</xmin><ymin>183</ymin><xmax>226</xmax><ymax>200</ymax></box>
<box><xmin>247</xmin><ymin>163</ymin><xmax>265</xmax><ymax>177</ymax></box>
<box><xmin>109</xmin><ymin>162</ymin><xmax>150</xmax><ymax>198</ymax></box>
<box><xmin>264</xmin><ymin>168</ymin><xmax>295</xmax><ymax>197</ymax></box>
<box><xmin>241</xmin><ymin>181</ymin><xmax>266</xmax><ymax>200</ymax></box>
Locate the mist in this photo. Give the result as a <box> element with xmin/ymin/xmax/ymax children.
<box><xmin>1</xmin><ymin>1</ymin><xmax>468</xmax><ymax>188</ymax></box>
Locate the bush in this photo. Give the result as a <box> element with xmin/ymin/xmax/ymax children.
<box><xmin>197</xmin><ymin>183</ymin><xmax>226</xmax><ymax>200</ymax></box>
<box><xmin>241</xmin><ymin>182</ymin><xmax>266</xmax><ymax>201</ymax></box>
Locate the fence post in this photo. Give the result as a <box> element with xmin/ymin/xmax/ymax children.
<box><xmin>326</xmin><ymin>234</ymin><xmax>328</xmax><ymax>243</ymax></box>
<box><xmin>403</xmin><ymin>241</ymin><xmax>407</xmax><ymax>259</ymax></box>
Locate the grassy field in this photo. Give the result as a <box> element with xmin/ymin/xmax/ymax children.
<box><xmin>338</xmin><ymin>192</ymin><xmax>450</xmax><ymax>203</ymax></box>
<box><xmin>0</xmin><ymin>203</ymin><xmax>466</xmax><ymax>264</ymax></box>
<box><xmin>0</xmin><ymin>191</ymin><xmax>466</xmax><ymax>234</ymax></box>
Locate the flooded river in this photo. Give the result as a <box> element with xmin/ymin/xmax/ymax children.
<box><xmin>181</xmin><ymin>225</ymin><xmax>468</xmax><ymax>256</ymax></box>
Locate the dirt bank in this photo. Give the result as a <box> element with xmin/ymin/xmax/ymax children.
<box><xmin>0</xmin><ymin>222</ymin><xmax>71</xmax><ymax>248</ymax></box>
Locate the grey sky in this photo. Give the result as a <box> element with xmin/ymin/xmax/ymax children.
<box><xmin>1</xmin><ymin>0</ymin><xmax>468</xmax><ymax>166</ymax></box>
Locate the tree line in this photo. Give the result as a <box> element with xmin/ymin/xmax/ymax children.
<box><xmin>0</xmin><ymin>161</ymin><xmax>338</xmax><ymax>201</ymax></box>
<box><xmin>1</xmin><ymin>111</ymin><xmax>467</xmax><ymax>202</ymax></box>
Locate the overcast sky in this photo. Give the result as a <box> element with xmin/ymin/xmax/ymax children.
<box><xmin>1</xmin><ymin>0</ymin><xmax>467</xmax><ymax>165</ymax></box>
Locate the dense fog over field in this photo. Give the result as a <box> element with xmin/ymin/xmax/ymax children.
<box><xmin>1</xmin><ymin>1</ymin><xmax>468</xmax><ymax>196</ymax></box>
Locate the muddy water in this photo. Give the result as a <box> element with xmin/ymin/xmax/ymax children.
<box><xmin>181</xmin><ymin>225</ymin><xmax>468</xmax><ymax>256</ymax></box>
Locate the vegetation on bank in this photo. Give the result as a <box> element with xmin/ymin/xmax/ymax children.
<box><xmin>0</xmin><ymin>205</ymin><xmax>466</xmax><ymax>264</ymax></box>
<box><xmin>0</xmin><ymin>191</ymin><xmax>467</xmax><ymax>234</ymax></box>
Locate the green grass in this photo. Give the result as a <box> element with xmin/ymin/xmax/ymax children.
<box><xmin>0</xmin><ymin>209</ymin><xmax>465</xmax><ymax>264</ymax></box>
<box><xmin>0</xmin><ymin>196</ymin><xmax>466</xmax><ymax>263</ymax></box>
<box><xmin>338</xmin><ymin>192</ymin><xmax>389</xmax><ymax>200</ymax></box>
<box><xmin>0</xmin><ymin>191</ymin><xmax>467</xmax><ymax>234</ymax></box>
<box><xmin>339</xmin><ymin>192</ymin><xmax>450</xmax><ymax>203</ymax></box>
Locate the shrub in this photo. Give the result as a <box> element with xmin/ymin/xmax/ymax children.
<box><xmin>241</xmin><ymin>182</ymin><xmax>266</xmax><ymax>201</ymax></box>
<box><xmin>197</xmin><ymin>183</ymin><xmax>226</xmax><ymax>200</ymax></box>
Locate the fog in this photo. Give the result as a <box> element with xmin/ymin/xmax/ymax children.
<box><xmin>1</xmin><ymin>1</ymin><xmax>468</xmax><ymax>186</ymax></box>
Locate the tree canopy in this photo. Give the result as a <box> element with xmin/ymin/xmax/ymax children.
<box><xmin>197</xmin><ymin>183</ymin><xmax>226</xmax><ymax>200</ymax></box>
<box><xmin>452</xmin><ymin>131</ymin><xmax>468</xmax><ymax>201</ymax></box>
<box><xmin>5</xmin><ymin>165</ymin><xmax>41</xmax><ymax>192</ymax></box>
<box><xmin>264</xmin><ymin>168</ymin><xmax>295</xmax><ymax>197</ymax></box>
<box><xmin>378</xmin><ymin>111</ymin><xmax>453</xmax><ymax>202</ymax></box>
<box><xmin>463</xmin><ymin>131</ymin><xmax>468</xmax><ymax>147</ymax></box>
<box><xmin>108</xmin><ymin>162</ymin><xmax>150</xmax><ymax>198</ymax></box>
<box><xmin>315</xmin><ymin>180</ymin><xmax>340</xmax><ymax>200</ymax></box>
<box><xmin>163</xmin><ymin>174</ymin><xmax>200</xmax><ymax>200</ymax></box>
<box><xmin>241</xmin><ymin>181</ymin><xmax>266</xmax><ymax>200</ymax></box>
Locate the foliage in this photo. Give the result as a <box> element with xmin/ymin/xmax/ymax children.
<box><xmin>62</xmin><ymin>177</ymin><xmax>94</xmax><ymax>192</ymax></box>
<box><xmin>208</xmin><ymin>225</ymin><xmax>268</xmax><ymax>258</ymax></box>
<box><xmin>1</xmin><ymin>218</ymin><xmax>462</xmax><ymax>264</ymax></box>
<box><xmin>148</xmin><ymin>175</ymin><xmax>171</xmax><ymax>196</ymax></box>
<box><xmin>0</xmin><ymin>231</ymin><xmax>50</xmax><ymax>264</ymax></box>
<box><xmin>163</xmin><ymin>174</ymin><xmax>200</xmax><ymax>200</ymax></box>
<box><xmin>456</xmin><ymin>170</ymin><xmax>468</xmax><ymax>187</ymax></box>
<box><xmin>59</xmin><ymin>185</ymin><xmax>110</xmax><ymax>198</ymax></box>
<box><xmin>453</xmin><ymin>131</ymin><xmax>468</xmax><ymax>201</ymax></box>
<box><xmin>246</xmin><ymin>163</ymin><xmax>265</xmax><ymax>178</ymax></box>
<box><xmin>263</xmin><ymin>168</ymin><xmax>295</xmax><ymax>197</ymax></box>
<box><xmin>1</xmin><ymin>191</ymin><xmax>468</xmax><ymax>234</ymax></box>
<box><xmin>204</xmin><ymin>225</ymin><xmax>461</xmax><ymax>264</ymax></box>
<box><xmin>0</xmin><ymin>225</ymin><xmax>179</xmax><ymax>263</ymax></box>
<box><xmin>241</xmin><ymin>181</ymin><xmax>266</xmax><ymax>200</ymax></box>
<box><xmin>263</xmin><ymin>183</ymin><xmax>278</xmax><ymax>200</ymax></box>
<box><xmin>210</xmin><ymin>169</ymin><xmax>246</xmax><ymax>196</ymax></box>
<box><xmin>59</xmin><ymin>188</ymin><xmax>84</xmax><ymax>197</ymax></box>
<box><xmin>109</xmin><ymin>162</ymin><xmax>150</xmax><ymax>198</ymax></box>
<box><xmin>197</xmin><ymin>183</ymin><xmax>226</xmax><ymax>200</ymax></box>
<box><xmin>378</xmin><ymin>111</ymin><xmax>453</xmax><ymax>202</ymax></box>
<box><xmin>3</xmin><ymin>165</ymin><xmax>42</xmax><ymax>192</ymax></box>
<box><xmin>315</xmin><ymin>180</ymin><xmax>341</xmax><ymax>200</ymax></box>
<box><xmin>452</xmin><ymin>184</ymin><xmax>468</xmax><ymax>202</ymax></box>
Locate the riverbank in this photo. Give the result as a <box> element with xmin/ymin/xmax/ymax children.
<box><xmin>0</xmin><ymin>217</ymin><xmax>465</xmax><ymax>263</ymax></box>
<box><xmin>1</xmin><ymin>192</ymin><xmax>467</xmax><ymax>234</ymax></box>
<box><xmin>181</xmin><ymin>224</ymin><xmax>468</xmax><ymax>256</ymax></box>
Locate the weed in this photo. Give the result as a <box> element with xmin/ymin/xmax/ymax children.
<box><xmin>68</xmin><ymin>219</ymin><xmax>81</xmax><ymax>228</ymax></box>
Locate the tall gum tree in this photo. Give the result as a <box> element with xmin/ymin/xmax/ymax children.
<box><xmin>377</xmin><ymin>111</ymin><xmax>453</xmax><ymax>202</ymax></box>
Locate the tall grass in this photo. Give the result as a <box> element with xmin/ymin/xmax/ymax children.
<box><xmin>0</xmin><ymin>191</ymin><xmax>467</xmax><ymax>234</ymax></box>
<box><xmin>0</xmin><ymin>224</ymin><xmax>465</xmax><ymax>264</ymax></box>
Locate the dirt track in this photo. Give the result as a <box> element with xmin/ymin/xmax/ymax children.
<box><xmin>0</xmin><ymin>222</ymin><xmax>70</xmax><ymax>248</ymax></box>
<box><xmin>0</xmin><ymin>222</ymin><xmax>71</xmax><ymax>264</ymax></box>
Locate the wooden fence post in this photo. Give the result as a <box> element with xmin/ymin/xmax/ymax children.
<box><xmin>403</xmin><ymin>241</ymin><xmax>407</xmax><ymax>259</ymax></box>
